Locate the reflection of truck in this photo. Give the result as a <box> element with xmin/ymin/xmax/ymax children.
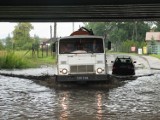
<box><xmin>53</xmin><ymin>27</ymin><xmax>109</xmax><ymax>82</ymax></box>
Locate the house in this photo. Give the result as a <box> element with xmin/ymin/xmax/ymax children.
<box><xmin>39</xmin><ymin>38</ymin><xmax>58</xmax><ymax>49</ymax></box>
<box><xmin>40</xmin><ymin>38</ymin><xmax>50</xmax><ymax>46</ymax></box>
<box><xmin>145</xmin><ymin>31</ymin><xmax>160</xmax><ymax>54</ymax></box>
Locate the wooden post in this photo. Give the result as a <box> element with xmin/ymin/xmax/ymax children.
<box><xmin>37</xmin><ymin>47</ymin><xmax>39</xmax><ymax>58</ymax></box>
<box><xmin>46</xmin><ymin>44</ymin><xmax>48</xmax><ymax>57</ymax></box>
<box><xmin>42</xmin><ymin>44</ymin><xmax>43</xmax><ymax>58</ymax></box>
<box><xmin>50</xmin><ymin>25</ymin><xmax>53</xmax><ymax>56</ymax></box>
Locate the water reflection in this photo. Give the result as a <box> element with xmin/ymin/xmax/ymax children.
<box><xmin>60</xmin><ymin>91</ymin><xmax>69</xmax><ymax>120</ymax></box>
<box><xmin>96</xmin><ymin>93</ymin><xmax>103</xmax><ymax>120</ymax></box>
<box><xmin>1</xmin><ymin>72</ymin><xmax>160</xmax><ymax>119</ymax></box>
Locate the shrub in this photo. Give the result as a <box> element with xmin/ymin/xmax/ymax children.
<box><xmin>0</xmin><ymin>52</ymin><xmax>29</xmax><ymax>69</ymax></box>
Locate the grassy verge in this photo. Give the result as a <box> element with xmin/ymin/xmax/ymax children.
<box><xmin>0</xmin><ymin>50</ymin><xmax>56</xmax><ymax>69</ymax></box>
<box><xmin>107</xmin><ymin>51</ymin><xmax>160</xmax><ymax>60</ymax></box>
<box><xmin>150</xmin><ymin>54</ymin><xmax>160</xmax><ymax>59</ymax></box>
<box><xmin>106</xmin><ymin>51</ymin><xmax>138</xmax><ymax>56</ymax></box>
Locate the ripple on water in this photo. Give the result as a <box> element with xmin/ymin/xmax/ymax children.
<box><xmin>1</xmin><ymin>71</ymin><xmax>160</xmax><ymax>119</ymax></box>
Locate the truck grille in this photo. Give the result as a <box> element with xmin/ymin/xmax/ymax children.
<box><xmin>70</xmin><ymin>65</ymin><xmax>94</xmax><ymax>74</ymax></box>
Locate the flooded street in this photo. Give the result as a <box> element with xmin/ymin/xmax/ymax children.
<box><xmin>1</xmin><ymin>54</ymin><xmax>160</xmax><ymax>120</ymax></box>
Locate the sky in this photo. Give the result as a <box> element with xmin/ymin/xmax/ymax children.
<box><xmin>0</xmin><ymin>22</ymin><xmax>84</xmax><ymax>39</ymax></box>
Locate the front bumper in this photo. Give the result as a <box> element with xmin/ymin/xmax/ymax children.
<box><xmin>56</xmin><ymin>74</ymin><xmax>109</xmax><ymax>82</ymax></box>
<box><xmin>112</xmin><ymin>69</ymin><xmax>135</xmax><ymax>75</ymax></box>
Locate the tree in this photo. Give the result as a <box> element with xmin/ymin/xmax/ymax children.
<box><xmin>0</xmin><ymin>40</ymin><xmax>4</xmax><ymax>50</ymax></box>
<box><xmin>148</xmin><ymin>21</ymin><xmax>160</xmax><ymax>32</ymax></box>
<box><xmin>84</xmin><ymin>22</ymin><xmax>151</xmax><ymax>52</ymax></box>
<box><xmin>84</xmin><ymin>22</ymin><xmax>119</xmax><ymax>46</ymax></box>
<box><xmin>32</xmin><ymin>35</ymin><xmax>40</xmax><ymax>50</ymax></box>
<box><xmin>5</xmin><ymin>34</ymin><xmax>13</xmax><ymax>50</ymax></box>
<box><xmin>12</xmin><ymin>22</ymin><xmax>34</xmax><ymax>50</ymax></box>
<box><xmin>84</xmin><ymin>22</ymin><xmax>151</xmax><ymax>43</ymax></box>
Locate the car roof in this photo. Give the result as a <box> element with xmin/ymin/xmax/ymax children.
<box><xmin>116</xmin><ymin>55</ymin><xmax>131</xmax><ymax>59</ymax></box>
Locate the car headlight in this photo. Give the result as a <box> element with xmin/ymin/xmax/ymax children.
<box><xmin>97</xmin><ymin>68</ymin><xmax>103</xmax><ymax>73</ymax></box>
<box><xmin>62</xmin><ymin>69</ymin><xmax>68</xmax><ymax>74</ymax></box>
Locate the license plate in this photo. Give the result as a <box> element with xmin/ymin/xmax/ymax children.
<box><xmin>77</xmin><ymin>76</ymin><xmax>89</xmax><ymax>80</ymax></box>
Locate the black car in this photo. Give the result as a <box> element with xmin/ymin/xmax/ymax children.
<box><xmin>112</xmin><ymin>56</ymin><xmax>136</xmax><ymax>75</ymax></box>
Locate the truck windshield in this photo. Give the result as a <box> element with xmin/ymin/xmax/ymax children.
<box><xmin>59</xmin><ymin>38</ymin><xmax>104</xmax><ymax>54</ymax></box>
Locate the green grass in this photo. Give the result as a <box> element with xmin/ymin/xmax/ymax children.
<box><xmin>150</xmin><ymin>54</ymin><xmax>160</xmax><ymax>59</ymax></box>
<box><xmin>108</xmin><ymin>51</ymin><xmax>160</xmax><ymax>60</ymax></box>
<box><xmin>0</xmin><ymin>50</ymin><xmax>56</xmax><ymax>69</ymax></box>
<box><xmin>106</xmin><ymin>51</ymin><xmax>137</xmax><ymax>56</ymax></box>
<box><xmin>28</xmin><ymin>56</ymin><xmax>56</xmax><ymax>67</ymax></box>
<box><xmin>0</xmin><ymin>52</ymin><xmax>29</xmax><ymax>69</ymax></box>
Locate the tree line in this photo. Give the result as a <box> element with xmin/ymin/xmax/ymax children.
<box><xmin>1</xmin><ymin>21</ymin><xmax>160</xmax><ymax>53</ymax></box>
<box><xmin>0</xmin><ymin>23</ymin><xmax>40</xmax><ymax>51</ymax></box>
<box><xmin>84</xmin><ymin>21</ymin><xmax>160</xmax><ymax>52</ymax></box>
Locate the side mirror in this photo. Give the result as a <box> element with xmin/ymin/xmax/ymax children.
<box><xmin>107</xmin><ymin>41</ymin><xmax>111</xmax><ymax>50</ymax></box>
<box><xmin>52</xmin><ymin>43</ymin><xmax>56</xmax><ymax>52</ymax></box>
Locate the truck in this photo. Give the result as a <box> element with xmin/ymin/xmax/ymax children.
<box><xmin>53</xmin><ymin>27</ymin><xmax>110</xmax><ymax>82</ymax></box>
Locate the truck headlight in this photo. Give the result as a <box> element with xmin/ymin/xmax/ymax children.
<box><xmin>62</xmin><ymin>69</ymin><xmax>68</xmax><ymax>74</ymax></box>
<box><xmin>97</xmin><ymin>68</ymin><xmax>103</xmax><ymax>73</ymax></box>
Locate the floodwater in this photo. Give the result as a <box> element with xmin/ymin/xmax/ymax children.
<box><xmin>0</xmin><ymin>55</ymin><xmax>160</xmax><ymax>120</ymax></box>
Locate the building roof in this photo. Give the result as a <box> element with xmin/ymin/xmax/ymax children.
<box><xmin>145</xmin><ymin>32</ymin><xmax>160</xmax><ymax>41</ymax></box>
<box><xmin>39</xmin><ymin>38</ymin><xmax>49</xmax><ymax>45</ymax></box>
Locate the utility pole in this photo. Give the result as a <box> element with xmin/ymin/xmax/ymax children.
<box><xmin>50</xmin><ymin>24</ymin><xmax>52</xmax><ymax>39</ymax></box>
<box><xmin>51</xmin><ymin>22</ymin><xmax>57</xmax><ymax>56</ymax></box>
<box><xmin>72</xmin><ymin>22</ymin><xmax>74</xmax><ymax>32</ymax></box>
<box><xmin>50</xmin><ymin>24</ymin><xmax>53</xmax><ymax>55</ymax></box>
<box><xmin>54</xmin><ymin>22</ymin><xmax>57</xmax><ymax>38</ymax></box>
<box><xmin>135</xmin><ymin>21</ymin><xmax>137</xmax><ymax>41</ymax></box>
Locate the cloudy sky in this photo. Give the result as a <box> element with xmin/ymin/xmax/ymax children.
<box><xmin>0</xmin><ymin>22</ymin><xmax>84</xmax><ymax>39</ymax></box>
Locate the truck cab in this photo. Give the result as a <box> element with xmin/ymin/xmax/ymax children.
<box><xmin>54</xmin><ymin>27</ymin><xmax>109</xmax><ymax>82</ymax></box>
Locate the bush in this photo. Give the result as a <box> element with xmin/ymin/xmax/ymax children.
<box><xmin>0</xmin><ymin>52</ymin><xmax>29</xmax><ymax>69</ymax></box>
<box><xmin>0</xmin><ymin>50</ymin><xmax>56</xmax><ymax>69</ymax></box>
<box><xmin>118</xmin><ymin>40</ymin><xmax>146</xmax><ymax>53</ymax></box>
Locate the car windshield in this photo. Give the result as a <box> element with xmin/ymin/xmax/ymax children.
<box><xmin>115</xmin><ymin>58</ymin><xmax>132</xmax><ymax>64</ymax></box>
<box><xmin>59</xmin><ymin>38</ymin><xmax>104</xmax><ymax>54</ymax></box>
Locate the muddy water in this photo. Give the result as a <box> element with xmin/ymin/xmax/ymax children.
<box><xmin>0</xmin><ymin>72</ymin><xmax>160</xmax><ymax>120</ymax></box>
<box><xmin>0</xmin><ymin>55</ymin><xmax>160</xmax><ymax>120</ymax></box>
<box><xmin>0</xmin><ymin>66</ymin><xmax>56</xmax><ymax>76</ymax></box>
